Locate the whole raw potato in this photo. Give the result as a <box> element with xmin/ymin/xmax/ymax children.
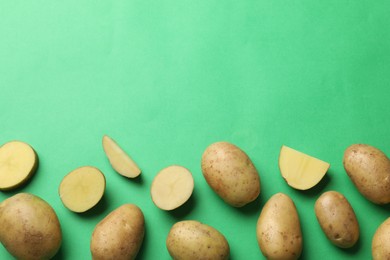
<box><xmin>372</xmin><ymin>217</ymin><xmax>390</xmax><ymax>260</ymax></box>
<box><xmin>90</xmin><ymin>204</ymin><xmax>145</xmax><ymax>260</ymax></box>
<box><xmin>201</xmin><ymin>141</ymin><xmax>260</xmax><ymax>207</ymax></box>
<box><xmin>0</xmin><ymin>193</ymin><xmax>62</xmax><ymax>260</ymax></box>
<box><xmin>315</xmin><ymin>191</ymin><xmax>359</xmax><ymax>248</ymax></box>
<box><xmin>166</xmin><ymin>220</ymin><xmax>230</xmax><ymax>260</ymax></box>
<box><xmin>343</xmin><ymin>144</ymin><xmax>390</xmax><ymax>204</ymax></box>
<box><xmin>256</xmin><ymin>193</ymin><xmax>302</xmax><ymax>260</ymax></box>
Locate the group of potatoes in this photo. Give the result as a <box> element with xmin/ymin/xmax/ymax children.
<box><xmin>0</xmin><ymin>138</ymin><xmax>390</xmax><ymax>259</ymax></box>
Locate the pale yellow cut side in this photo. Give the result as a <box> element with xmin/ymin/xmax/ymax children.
<box><xmin>102</xmin><ymin>135</ymin><xmax>141</xmax><ymax>178</ymax></box>
<box><xmin>0</xmin><ymin>141</ymin><xmax>38</xmax><ymax>190</ymax></box>
<box><xmin>279</xmin><ymin>145</ymin><xmax>330</xmax><ymax>190</ymax></box>
<box><xmin>59</xmin><ymin>166</ymin><xmax>106</xmax><ymax>213</ymax></box>
<box><xmin>151</xmin><ymin>165</ymin><xmax>194</xmax><ymax>210</ymax></box>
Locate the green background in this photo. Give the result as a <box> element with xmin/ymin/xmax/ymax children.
<box><xmin>1</xmin><ymin>1</ymin><xmax>390</xmax><ymax>259</ymax></box>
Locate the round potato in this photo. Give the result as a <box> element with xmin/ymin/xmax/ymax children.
<box><xmin>256</xmin><ymin>193</ymin><xmax>302</xmax><ymax>260</ymax></box>
<box><xmin>315</xmin><ymin>191</ymin><xmax>359</xmax><ymax>248</ymax></box>
<box><xmin>166</xmin><ymin>220</ymin><xmax>230</xmax><ymax>260</ymax></box>
<box><xmin>372</xmin><ymin>217</ymin><xmax>390</xmax><ymax>260</ymax></box>
<box><xmin>0</xmin><ymin>193</ymin><xmax>62</xmax><ymax>260</ymax></box>
<box><xmin>201</xmin><ymin>141</ymin><xmax>260</xmax><ymax>207</ymax></box>
<box><xmin>343</xmin><ymin>144</ymin><xmax>390</xmax><ymax>204</ymax></box>
<box><xmin>90</xmin><ymin>204</ymin><xmax>145</xmax><ymax>260</ymax></box>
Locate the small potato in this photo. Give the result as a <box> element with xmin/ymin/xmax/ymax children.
<box><xmin>0</xmin><ymin>193</ymin><xmax>62</xmax><ymax>260</ymax></box>
<box><xmin>256</xmin><ymin>193</ymin><xmax>302</xmax><ymax>260</ymax></box>
<box><xmin>166</xmin><ymin>220</ymin><xmax>230</xmax><ymax>260</ymax></box>
<box><xmin>315</xmin><ymin>191</ymin><xmax>359</xmax><ymax>248</ymax></box>
<box><xmin>372</xmin><ymin>217</ymin><xmax>390</xmax><ymax>260</ymax></box>
<box><xmin>343</xmin><ymin>144</ymin><xmax>390</xmax><ymax>204</ymax></box>
<box><xmin>201</xmin><ymin>141</ymin><xmax>260</xmax><ymax>207</ymax></box>
<box><xmin>90</xmin><ymin>204</ymin><xmax>145</xmax><ymax>260</ymax></box>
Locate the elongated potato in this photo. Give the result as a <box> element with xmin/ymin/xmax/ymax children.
<box><xmin>256</xmin><ymin>193</ymin><xmax>302</xmax><ymax>260</ymax></box>
<box><xmin>166</xmin><ymin>220</ymin><xmax>229</xmax><ymax>260</ymax></box>
<box><xmin>372</xmin><ymin>217</ymin><xmax>390</xmax><ymax>260</ymax></box>
<box><xmin>91</xmin><ymin>204</ymin><xmax>145</xmax><ymax>260</ymax></box>
<box><xmin>343</xmin><ymin>144</ymin><xmax>390</xmax><ymax>204</ymax></box>
<box><xmin>201</xmin><ymin>141</ymin><xmax>260</xmax><ymax>207</ymax></box>
<box><xmin>315</xmin><ymin>191</ymin><xmax>359</xmax><ymax>248</ymax></box>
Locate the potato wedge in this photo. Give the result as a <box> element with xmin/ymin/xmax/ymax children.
<box><xmin>59</xmin><ymin>166</ymin><xmax>105</xmax><ymax>213</ymax></box>
<box><xmin>102</xmin><ymin>135</ymin><xmax>141</xmax><ymax>178</ymax></box>
<box><xmin>279</xmin><ymin>145</ymin><xmax>330</xmax><ymax>190</ymax></box>
<box><xmin>0</xmin><ymin>141</ymin><xmax>38</xmax><ymax>190</ymax></box>
<box><xmin>151</xmin><ymin>165</ymin><xmax>194</xmax><ymax>210</ymax></box>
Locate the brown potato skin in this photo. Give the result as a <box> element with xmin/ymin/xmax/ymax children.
<box><xmin>256</xmin><ymin>193</ymin><xmax>302</xmax><ymax>260</ymax></box>
<box><xmin>166</xmin><ymin>220</ymin><xmax>230</xmax><ymax>260</ymax></box>
<box><xmin>90</xmin><ymin>204</ymin><xmax>145</xmax><ymax>260</ymax></box>
<box><xmin>343</xmin><ymin>144</ymin><xmax>390</xmax><ymax>204</ymax></box>
<box><xmin>315</xmin><ymin>191</ymin><xmax>359</xmax><ymax>248</ymax></box>
<box><xmin>201</xmin><ymin>141</ymin><xmax>260</xmax><ymax>207</ymax></box>
<box><xmin>0</xmin><ymin>193</ymin><xmax>62</xmax><ymax>260</ymax></box>
<box><xmin>372</xmin><ymin>217</ymin><xmax>390</xmax><ymax>260</ymax></box>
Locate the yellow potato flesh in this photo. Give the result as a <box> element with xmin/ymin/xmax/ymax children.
<box><xmin>102</xmin><ymin>135</ymin><xmax>141</xmax><ymax>178</ymax></box>
<box><xmin>151</xmin><ymin>165</ymin><xmax>194</xmax><ymax>210</ymax></box>
<box><xmin>279</xmin><ymin>145</ymin><xmax>330</xmax><ymax>190</ymax></box>
<box><xmin>0</xmin><ymin>141</ymin><xmax>38</xmax><ymax>190</ymax></box>
<box><xmin>59</xmin><ymin>166</ymin><xmax>105</xmax><ymax>213</ymax></box>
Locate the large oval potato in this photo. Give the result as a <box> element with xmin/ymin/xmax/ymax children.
<box><xmin>343</xmin><ymin>144</ymin><xmax>390</xmax><ymax>204</ymax></box>
<box><xmin>372</xmin><ymin>217</ymin><xmax>390</xmax><ymax>260</ymax></box>
<box><xmin>90</xmin><ymin>204</ymin><xmax>145</xmax><ymax>260</ymax></box>
<box><xmin>0</xmin><ymin>193</ymin><xmax>62</xmax><ymax>260</ymax></box>
<box><xmin>315</xmin><ymin>191</ymin><xmax>359</xmax><ymax>248</ymax></box>
<box><xmin>256</xmin><ymin>193</ymin><xmax>302</xmax><ymax>260</ymax></box>
<box><xmin>166</xmin><ymin>220</ymin><xmax>230</xmax><ymax>260</ymax></box>
<box><xmin>201</xmin><ymin>141</ymin><xmax>261</xmax><ymax>207</ymax></box>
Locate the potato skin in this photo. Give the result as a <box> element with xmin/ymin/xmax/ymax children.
<box><xmin>343</xmin><ymin>144</ymin><xmax>390</xmax><ymax>204</ymax></box>
<box><xmin>315</xmin><ymin>191</ymin><xmax>359</xmax><ymax>248</ymax></box>
<box><xmin>166</xmin><ymin>220</ymin><xmax>230</xmax><ymax>260</ymax></box>
<box><xmin>0</xmin><ymin>193</ymin><xmax>62</xmax><ymax>260</ymax></box>
<box><xmin>201</xmin><ymin>141</ymin><xmax>260</xmax><ymax>207</ymax></box>
<box><xmin>372</xmin><ymin>217</ymin><xmax>390</xmax><ymax>260</ymax></box>
<box><xmin>90</xmin><ymin>204</ymin><xmax>145</xmax><ymax>260</ymax></box>
<box><xmin>256</xmin><ymin>193</ymin><xmax>302</xmax><ymax>260</ymax></box>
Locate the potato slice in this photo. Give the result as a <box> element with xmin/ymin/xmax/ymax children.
<box><xmin>102</xmin><ymin>135</ymin><xmax>141</xmax><ymax>178</ymax></box>
<box><xmin>0</xmin><ymin>141</ymin><xmax>38</xmax><ymax>190</ymax></box>
<box><xmin>151</xmin><ymin>165</ymin><xmax>194</xmax><ymax>210</ymax></box>
<box><xmin>279</xmin><ymin>145</ymin><xmax>330</xmax><ymax>190</ymax></box>
<box><xmin>59</xmin><ymin>166</ymin><xmax>105</xmax><ymax>213</ymax></box>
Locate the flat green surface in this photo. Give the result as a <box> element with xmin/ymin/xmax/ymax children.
<box><xmin>1</xmin><ymin>1</ymin><xmax>390</xmax><ymax>259</ymax></box>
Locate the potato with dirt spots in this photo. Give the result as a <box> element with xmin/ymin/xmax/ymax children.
<box><xmin>372</xmin><ymin>217</ymin><xmax>390</xmax><ymax>260</ymax></box>
<box><xmin>315</xmin><ymin>191</ymin><xmax>359</xmax><ymax>248</ymax></box>
<box><xmin>0</xmin><ymin>193</ymin><xmax>62</xmax><ymax>260</ymax></box>
<box><xmin>166</xmin><ymin>220</ymin><xmax>230</xmax><ymax>260</ymax></box>
<box><xmin>343</xmin><ymin>144</ymin><xmax>390</xmax><ymax>204</ymax></box>
<box><xmin>201</xmin><ymin>141</ymin><xmax>261</xmax><ymax>207</ymax></box>
<box><xmin>256</xmin><ymin>193</ymin><xmax>302</xmax><ymax>260</ymax></box>
<box><xmin>90</xmin><ymin>204</ymin><xmax>145</xmax><ymax>260</ymax></box>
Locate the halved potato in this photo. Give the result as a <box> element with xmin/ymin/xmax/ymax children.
<box><xmin>0</xmin><ymin>141</ymin><xmax>38</xmax><ymax>190</ymax></box>
<box><xmin>59</xmin><ymin>166</ymin><xmax>106</xmax><ymax>213</ymax></box>
<box><xmin>151</xmin><ymin>165</ymin><xmax>194</xmax><ymax>210</ymax></box>
<box><xmin>279</xmin><ymin>145</ymin><xmax>330</xmax><ymax>190</ymax></box>
<box><xmin>102</xmin><ymin>135</ymin><xmax>141</xmax><ymax>178</ymax></box>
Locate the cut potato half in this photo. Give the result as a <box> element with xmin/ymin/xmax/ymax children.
<box><xmin>59</xmin><ymin>166</ymin><xmax>106</xmax><ymax>213</ymax></box>
<box><xmin>151</xmin><ymin>165</ymin><xmax>194</xmax><ymax>210</ymax></box>
<box><xmin>102</xmin><ymin>135</ymin><xmax>141</xmax><ymax>178</ymax></box>
<box><xmin>0</xmin><ymin>141</ymin><xmax>38</xmax><ymax>190</ymax></box>
<box><xmin>279</xmin><ymin>145</ymin><xmax>330</xmax><ymax>190</ymax></box>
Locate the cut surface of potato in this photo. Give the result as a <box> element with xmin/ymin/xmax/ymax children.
<box><xmin>0</xmin><ymin>141</ymin><xmax>38</xmax><ymax>190</ymax></box>
<box><xmin>279</xmin><ymin>145</ymin><xmax>330</xmax><ymax>190</ymax></box>
<box><xmin>151</xmin><ymin>165</ymin><xmax>194</xmax><ymax>210</ymax></box>
<box><xmin>102</xmin><ymin>135</ymin><xmax>141</xmax><ymax>178</ymax></box>
<box><xmin>59</xmin><ymin>166</ymin><xmax>105</xmax><ymax>213</ymax></box>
